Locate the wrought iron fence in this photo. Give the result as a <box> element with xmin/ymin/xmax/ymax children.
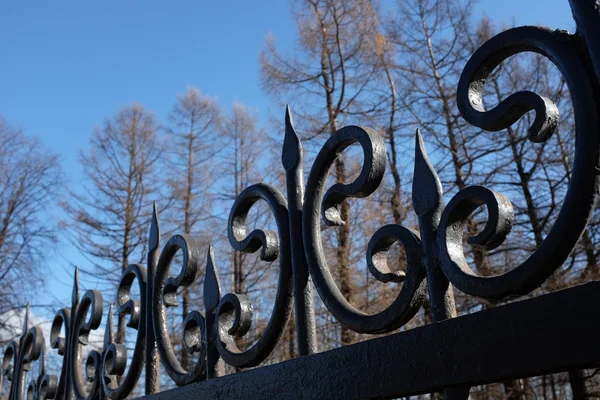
<box><xmin>3</xmin><ymin>0</ymin><xmax>600</xmax><ymax>398</ymax></box>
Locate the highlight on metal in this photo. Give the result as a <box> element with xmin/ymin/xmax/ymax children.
<box><xmin>2</xmin><ymin>1</ymin><xmax>600</xmax><ymax>398</ymax></box>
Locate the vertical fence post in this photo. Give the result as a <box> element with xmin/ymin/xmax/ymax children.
<box><xmin>413</xmin><ymin>131</ymin><xmax>469</xmax><ymax>400</ymax></box>
<box><xmin>145</xmin><ymin>203</ymin><xmax>160</xmax><ymax>395</ymax></box>
<box><xmin>283</xmin><ymin>106</ymin><xmax>317</xmax><ymax>356</ymax></box>
<box><xmin>569</xmin><ymin>0</ymin><xmax>600</xmax><ymax>80</ymax></box>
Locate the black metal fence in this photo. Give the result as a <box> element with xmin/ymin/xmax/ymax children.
<box><xmin>3</xmin><ymin>0</ymin><xmax>600</xmax><ymax>398</ymax></box>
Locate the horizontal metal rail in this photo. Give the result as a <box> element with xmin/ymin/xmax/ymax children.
<box><xmin>144</xmin><ymin>282</ymin><xmax>600</xmax><ymax>400</ymax></box>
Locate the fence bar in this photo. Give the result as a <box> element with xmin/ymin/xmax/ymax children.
<box><xmin>143</xmin><ymin>282</ymin><xmax>600</xmax><ymax>400</ymax></box>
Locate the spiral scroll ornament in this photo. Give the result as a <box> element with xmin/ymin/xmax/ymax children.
<box><xmin>439</xmin><ymin>26</ymin><xmax>600</xmax><ymax>299</ymax></box>
<box><xmin>152</xmin><ymin>233</ymin><xmax>213</xmax><ymax>387</ymax></box>
<box><xmin>69</xmin><ymin>272</ymin><xmax>103</xmax><ymax>400</ymax></box>
<box><xmin>101</xmin><ymin>264</ymin><xmax>147</xmax><ymax>400</ymax></box>
<box><xmin>302</xmin><ymin>124</ymin><xmax>429</xmax><ymax>333</ymax></box>
<box><xmin>26</xmin><ymin>340</ymin><xmax>55</xmax><ymax>400</ymax></box>
<box><xmin>44</xmin><ymin>306</ymin><xmax>71</xmax><ymax>400</ymax></box>
<box><xmin>1</xmin><ymin>305</ymin><xmax>45</xmax><ymax>400</ymax></box>
<box><xmin>215</xmin><ymin>183</ymin><xmax>294</xmax><ymax>368</ymax></box>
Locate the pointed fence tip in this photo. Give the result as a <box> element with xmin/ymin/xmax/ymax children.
<box><xmin>415</xmin><ymin>129</ymin><xmax>425</xmax><ymax>156</ymax></box>
<box><xmin>285</xmin><ymin>104</ymin><xmax>293</xmax><ymax>126</ymax></box>
<box><xmin>72</xmin><ymin>267</ymin><xmax>80</xmax><ymax>307</ymax></box>
<box><xmin>204</xmin><ymin>245</ymin><xmax>221</xmax><ymax>312</ymax></box>
<box><xmin>149</xmin><ymin>202</ymin><xmax>160</xmax><ymax>252</ymax></box>
<box><xmin>412</xmin><ymin>128</ymin><xmax>443</xmax><ymax>217</ymax></box>
<box><xmin>22</xmin><ymin>303</ymin><xmax>30</xmax><ymax>334</ymax></box>
<box><xmin>282</xmin><ymin>105</ymin><xmax>302</xmax><ymax>171</ymax></box>
<box><xmin>104</xmin><ymin>303</ymin><xmax>115</xmax><ymax>348</ymax></box>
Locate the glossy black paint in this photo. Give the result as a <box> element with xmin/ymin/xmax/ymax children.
<box><xmin>143</xmin><ymin>283</ymin><xmax>600</xmax><ymax>400</ymax></box>
<box><xmin>3</xmin><ymin>1</ymin><xmax>600</xmax><ymax>399</ymax></box>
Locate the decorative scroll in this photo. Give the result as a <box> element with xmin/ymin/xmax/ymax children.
<box><xmin>441</xmin><ymin>26</ymin><xmax>600</xmax><ymax>299</ymax></box>
<box><xmin>102</xmin><ymin>264</ymin><xmax>147</xmax><ymax>399</ymax></box>
<box><xmin>2</xmin><ymin>306</ymin><xmax>44</xmax><ymax>400</ymax></box>
<box><xmin>153</xmin><ymin>234</ymin><xmax>210</xmax><ymax>386</ymax></box>
<box><xmin>2</xmin><ymin>6</ymin><xmax>600</xmax><ymax>398</ymax></box>
<box><xmin>302</xmin><ymin>125</ymin><xmax>428</xmax><ymax>333</ymax></box>
<box><xmin>69</xmin><ymin>286</ymin><xmax>103</xmax><ymax>400</ymax></box>
<box><xmin>216</xmin><ymin>183</ymin><xmax>293</xmax><ymax>368</ymax></box>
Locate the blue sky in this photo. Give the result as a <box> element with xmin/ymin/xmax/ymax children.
<box><xmin>0</xmin><ymin>0</ymin><xmax>575</xmax><ymax>307</ymax></box>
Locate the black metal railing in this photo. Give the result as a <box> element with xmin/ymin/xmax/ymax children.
<box><xmin>3</xmin><ymin>0</ymin><xmax>600</xmax><ymax>399</ymax></box>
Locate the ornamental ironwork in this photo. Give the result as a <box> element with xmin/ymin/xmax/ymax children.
<box><xmin>3</xmin><ymin>0</ymin><xmax>600</xmax><ymax>399</ymax></box>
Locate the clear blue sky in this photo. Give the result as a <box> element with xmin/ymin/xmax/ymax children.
<box><xmin>0</xmin><ymin>0</ymin><xmax>575</xmax><ymax>308</ymax></box>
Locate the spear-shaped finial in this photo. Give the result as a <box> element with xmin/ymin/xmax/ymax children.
<box><xmin>282</xmin><ymin>105</ymin><xmax>302</xmax><ymax>172</ymax></box>
<box><xmin>72</xmin><ymin>267</ymin><xmax>80</xmax><ymax>308</ymax></box>
<box><xmin>40</xmin><ymin>339</ymin><xmax>47</xmax><ymax>377</ymax></box>
<box><xmin>22</xmin><ymin>303</ymin><xmax>30</xmax><ymax>336</ymax></box>
<box><xmin>145</xmin><ymin>201</ymin><xmax>161</xmax><ymax>394</ymax></box>
<box><xmin>149</xmin><ymin>201</ymin><xmax>160</xmax><ymax>254</ymax></box>
<box><xmin>412</xmin><ymin>129</ymin><xmax>443</xmax><ymax>218</ymax></box>
<box><xmin>204</xmin><ymin>246</ymin><xmax>221</xmax><ymax>312</ymax></box>
<box><xmin>104</xmin><ymin>303</ymin><xmax>115</xmax><ymax>350</ymax></box>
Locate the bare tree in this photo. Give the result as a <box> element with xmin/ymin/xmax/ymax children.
<box><xmin>385</xmin><ymin>2</ymin><xmax>529</xmax><ymax>397</ymax></box>
<box><xmin>0</xmin><ymin>116</ymin><xmax>62</xmax><ymax>341</ymax></box>
<box><xmin>215</xmin><ymin>102</ymin><xmax>280</xmax><ymax>371</ymax></box>
<box><xmin>166</xmin><ymin>87</ymin><xmax>221</xmax><ymax>236</ymax></box>
<box><xmin>219</xmin><ymin>103</ymin><xmax>266</xmax><ymax>297</ymax></box>
<box><xmin>261</xmin><ymin>0</ymin><xmax>379</xmax><ymax>345</ymax></box>
<box><xmin>483</xmin><ymin>30</ymin><xmax>595</xmax><ymax>400</ymax></box>
<box><xmin>370</xmin><ymin>31</ymin><xmax>409</xmax><ymax>227</ymax></box>
<box><xmin>165</xmin><ymin>86</ymin><xmax>221</xmax><ymax>368</ymax></box>
<box><xmin>62</xmin><ymin>104</ymin><xmax>163</xmax><ymax>343</ymax></box>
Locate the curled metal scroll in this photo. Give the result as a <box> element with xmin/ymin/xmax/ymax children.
<box><xmin>1</xmin><ymin>306</ymin><xmax>45</xmax><ymax>400</ymax></box>
<box><xmin>70</xmin><ymin>289</ymin><xmax>103</xmax><ymax>400</ymax></box>
<box><xmin>439</xmin><ymin>26</ymin><xmax>600</xmax><ymax>299</ymax></box>
<box><xmin>48</xmin><ymin>308</ymin><xmax>71</xmax><ymax>400</ymax></box>
<box><xmin>102</xmin><ymin>263</ymin><xmax>147</xmax><ymax>400</ymax></box>
<box><xmin>16</xmin><ymin>327</ymin><xmax>44</xmax><ymax>400</ymax></box>
<box><xmin>302</xmin><ymin>126</ymin><xmax>428</xmax><ymax>333</ymax></box>
<box><xmin>215</xmin><ymin>183</ymin><xmax>293</xmax><ymax>368</ymax></box>
<box><xmin>153</xmin><ymin>234</ymin><xmax>207</xmax><ymax>386</ymax></box>
<box><xmin>1</xmin><ymin>340</ymin><xmax>17</xmax><ymax>399</ymax></box>
<box><xmin>27</xmin><ymin>341</ymin><xmax>56</xmax><ymax>400</ymax></box>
